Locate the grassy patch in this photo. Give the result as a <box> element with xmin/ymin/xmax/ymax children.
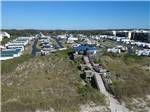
<box><xmin>2</xmin><ymin>50</ymin><xmax>106</xmax><ymax>112</ymax></box>
<box><xmin>1</xmin><ymin>54</ymin><xmax>33</xmax><ymax>74</ymax></box>
<box><xmin>76</xmin><ymin>84</ymin><xmax>106</xmax><ymax>105</ymax></box>
<box><xmin>95</xmin><ymin>52</ymin><xmax>150</xmax><ymax>108</ymax></box>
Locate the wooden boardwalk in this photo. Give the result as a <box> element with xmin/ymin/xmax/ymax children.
<box><xmin>83</xmin><ymin>55</ymin><xmax>130</xmax><ymax>112</ymax></box>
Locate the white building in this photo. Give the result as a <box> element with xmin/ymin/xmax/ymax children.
<box><xmin>67</xmin><ymin>35</ymin><xmax>78</xmax><ymax>43</ymax></box>
<box><xmin>57</xmin><ymin>35</ymin><xmax>67</xmax><ymax>39</ymax></box>
<box><xmin>135</xmin><ymin>49</ymin><xmax>150</xmax><ymax>56</ymax></box>
<box><xmin>0</xmin><ymin>48</ymin><xmax>22</xmax><ymax>60</ymax></box>
<box><xmin>0</xmin><ymin>45</ymin><xmax>5</xmax><ymax>49</ymax></box>
<box><xmin>1</xmin><ymin>36</ymin><xmax>33</xmax><ymax>60</ymax></box>
<box><xmin>78</xmin><ymin>34</ymin><xmax>87</xmax><ymax>38</ymax></box>
<box><xmin>112</xmin><ymin>31</ymin><xmax>116</xmax><ymax>37</ymax></box>
<box><xmin>107</xmin><ymin>48</ymin><xmax>121</xmax><ymax>54</ymax></box>
<box><xmin>99</xmin><ymin>35</ymin><xmax>108</xmax><ymax>38</ymax></box>
<box><xmin>0</xmin><ymin>32</ymin><xmax>10</xmax><ymax>41</ymax></box>
<box><xmin>121</xmin><ymin>38</ymin><xmax>131</xmax><ymax>44</ymax></box>
<box><xmin>18</xmin><ymin>36</ymin><xmax>34</xmax><ymax>41</ymax></box>
<box><xmin>7</xmin><ymin>45</ymin><xmax>24</xmax><ymax>52</ymax></box>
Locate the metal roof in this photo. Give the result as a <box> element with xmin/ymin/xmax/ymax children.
<box><xmin>1</xmin><ymin>48</ymin><xmax>21</xmax><ymax>57</ymax></box>
<box><xmin>74</xmin><ymin>44</ymin><xmax>96</xmax><ymax>52</ymax></box>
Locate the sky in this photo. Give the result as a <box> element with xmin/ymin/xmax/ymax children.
<box><xmin>1</xmin><ymin>1</ymin><xmax>150</xmax><ymax>29</ymax></box>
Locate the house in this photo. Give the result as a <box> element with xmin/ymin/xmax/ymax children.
<box><xmin>0</xmin><ymin>48</ymin><xmax>22</xmax><ymax>60</ymax></box>
<box><xmin>121</xmin><ymin>38</ymin><xmax>131</xmax><ymax>44</ymax></box>
<box><xmin>18</xmin><ymin>36</ymin><xmax>34</xmax><ymax>41</ymax></box>
<box><xmin>5</xmin><ymin>36</ymin><xmax>34</xmax><ymax>47</ymax></box>
<box><xmin>41</xmin><ymin>49</ymin><xmax>50</xmax><ymax>55</ymax></box>
<box><xmin>7</xmin><ymin>45</ymin><xmax>24</xmax><ymax>52</ymax></box>
<box><xmin>0</xmin><ymin>36</ymin><xmax>33</xmax><ymax>60</ymax></box>
<box><xmin>99</xmin><ymin>35</ymin><xmax>108</xmax><ymax>39</ymax></box>
<box><xmin>145</xmin><ymin>43</ymin><xmax>150</xmax><ymax>48</ymax></box>
<box><xmin>116</xmin><ymin>45</ymin><xmax>127</xmax><ymax>52</ymax></box>
<box><xmin>78</xmin><ymin>34</ymin><xmax>87</xmax><ymax>38</ymax></box>
<box><xmin>135</xmin><ymin>49</ymin><xmax>150</xmax><ymax>56</ymax></box>
<box><xmin>67</xmin><ymin>36</ymin><xmax>78</xmax><ymax>44</ymax></box>
<box><xmin>42</xmin><ymin>46</ymin><xmax>53</xmax><ymax>51</ymax></box>
<box><xmin>130</xmin><ymin>41</ymin><xmax>136</xmax><ymax>45</ymax></box>
<box><xmin>115</xmin><ymin>37</ymin><xmax>127</xmax><ymax>42</ymax></box>
<box><xmin>6</xmin><ymin>43</ymin><xmax>25</xmax><ymax>47</ymax></box>
<box><xmin>57</xmin><ymin>35</ymin><xmax>67</xmax><ymax>40</ymax></box>
<box><xmin>73</xmin><ymin>44</ymin><xmax>96</xmax><ymax>54</ymax></box>
<box><xmin>107</xmin><ymin>48</ymin><xmax>121</xmax><ymax>54</ymax></box>
<box><xmin>37</xmin><ymin>32</ymin><xmax>45</xmax><ymax>38</ymax></box>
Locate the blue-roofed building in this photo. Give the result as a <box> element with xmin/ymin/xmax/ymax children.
<box><xmin>0</xmin><ymin>48</ymin><xmax>22</xmax><ymax>60</ymax></box>
<box><xmin>7</xmin><ymin>45</ymin><xmax>24</xmax><ymax>52</ymax></box>
<box><xmin>0</xmin><ymin>36</ymin><xmax>34</xmax><ymax>60</ymax></box>
<box><xmin>73</xmin><ymin>44</ymin><xmax>96</xmax><ymax>54</ymax></box>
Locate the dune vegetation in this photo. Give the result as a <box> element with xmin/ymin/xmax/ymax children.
<box><xmin>95</xmin><ymin>52</ymin><xmax>150</xmax><ymax>111</ymax></box>
<box><xmin>1</xmin><ymin>50</ymin><xmax>106</xmax><ymax>112</ymax></box>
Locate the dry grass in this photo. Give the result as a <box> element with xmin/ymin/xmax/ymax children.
<box><xmin>2</xmin><ymin>49</ymin><xmax>106</xmax><ymax>112</ymax></box>
<box><xmin>95</xmin><ymin>52</ymin><xmax>150</xmax><ymax>111</ymax></box>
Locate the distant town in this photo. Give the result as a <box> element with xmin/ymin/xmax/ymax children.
<box><xmin>1</xmin><ymin>29</ymin><xmax>150</xmax><ymax>60</ymax></box>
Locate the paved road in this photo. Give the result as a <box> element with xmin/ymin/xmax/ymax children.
<box><xmin>31</xmin><ymin>38</ymin><xmax>41</xmax><ymax>56</ymax></box>
<box><xmin>52</xmin><ymin>37</ymin><xmax>64</xmax><ymax>48</ymax></box>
